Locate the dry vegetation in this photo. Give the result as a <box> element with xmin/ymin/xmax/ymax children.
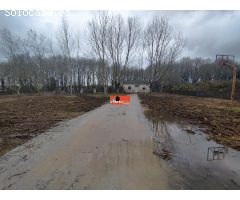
<box><xmin>0</xmin><ymin>95</ymin><xmax>107</xmax><ymax>156</ymax></box>
<box><xmin>139</xmin><ymin>93</ymin><xmax>240</xmax><ymax>150</ymax></box>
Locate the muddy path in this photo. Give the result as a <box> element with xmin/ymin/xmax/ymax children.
<box><xmin>0</xmin><ymin>94</ymin><xmax>239</xmax><ymax>189</ymax></box>
<box><xmin>0</xmin><ymin>94</ymin><xmax>182</xmax><ymax>189</ymax></box>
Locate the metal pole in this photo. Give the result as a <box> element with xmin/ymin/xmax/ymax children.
<box><xmin>231</xmin><ymin>64</ymin><xmax>237</xmax><ymax>103</ymax></box>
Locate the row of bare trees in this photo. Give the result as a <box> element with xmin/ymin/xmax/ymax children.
<box><xmin>0</xmin><ymin>17</ymin><xmax>102</xmax><ymax>94</ymax></box>
<box><xmin>122</xmin><ymin>56</ymin><xmax>239</xmax><ymax>91</ymax></box>
<box><xmin>88</xmin><ymin>12</ymin><xmax>142</xmax><ymax>93</ymax></box>
<box><xmin>1</xmin><ymin>11</ymin><xmax>234</xmax><ymax>94</ymax></box>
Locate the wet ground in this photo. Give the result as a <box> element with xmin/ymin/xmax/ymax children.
<box><xmin>0</xmin><ymin>94</ymin><xmax>239</xmax><ymax>189</ymax></box>
<box><xmin>144</xmin><ymin>110</ymin><xmax>240</xmax><ymax>189</ymax></box>
<box><xmin>139</xmin><ymin>93</ymin><xmax>240</xmax><ymax>150</ymax></box>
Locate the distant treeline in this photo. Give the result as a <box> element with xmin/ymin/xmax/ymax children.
<box><xmin>0</xmin><ymin>12</ymin><xmax>239</xmax><ymax>94</ymax></box>
<box><xmin>164</xmin><ymin>80</ymin><xmax>240</xmax><ymax>100</ymax></box>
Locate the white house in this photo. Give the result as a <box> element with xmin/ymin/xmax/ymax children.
<box><xmin>123</xmin><ymin>83</ymin><xmax>150</xmax><ymax>93</ymax></box>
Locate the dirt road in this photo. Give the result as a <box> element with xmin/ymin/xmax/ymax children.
<box><xmin>0</xmin><ymin>94</ymin><xmax>182</xmax><ymax>189</ymax></box>
<box><xmin>1</xmin><ymin>94</ymin><xmax>239</xmax><ymax>189</ymax></box>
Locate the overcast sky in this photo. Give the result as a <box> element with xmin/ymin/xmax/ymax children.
<box><xmin>1</xmin><ymin>10</ymin><xmax>240</xmax><ymax>61</ymax></box>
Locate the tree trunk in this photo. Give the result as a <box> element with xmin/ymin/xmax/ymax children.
<box><xmin>1</xmin><ymin>79</ymin><xmax>5</xmax><ymax>91</ymax></box>
<box><xmin>104</xmin><ymin>85</ymin><xmax>108</xmax><ymax>94</ymax></box>
<box><xmin>161</xmin><ymin>81</ymin><xmax>164</xmax><ymax>93</ymax></box>
<box><xmin>116</xmin><ymin>88</ymin><xmax>119</xmax><ymax>94</ymax></box>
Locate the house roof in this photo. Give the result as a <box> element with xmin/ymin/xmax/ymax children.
<box><xmin>123</xmin><ymin>81</ymin><xmax>148</xmax><ymax>85</ymax></box>
<box><xmin>123</xmin><ymin>83</ymin><xmax>148</xmax><ymax>86</ymax></box>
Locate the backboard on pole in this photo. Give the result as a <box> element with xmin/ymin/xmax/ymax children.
<box><xmin>216</xmin><ymin>55</ymin><xmax>235</xmax><ymax>67</ymax></box>
<box><xmin>215</xmin><ymin>54</ymin><xmax>237</xmax><ymax>103</ymax></box>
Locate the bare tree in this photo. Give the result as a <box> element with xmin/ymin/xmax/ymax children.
<box><xmin>24</xmin><ymin>29</ymin><xmax>50</xmax><ymax>90</ymax></box>
<box><xmin>57</xmin><ymin>16</ymin><xmax>75</xmax><ymax>95</ymax></box>
<box><xmin>144</xmin><ymin>16</ymin><xmax>184</xmax><ymax>91</ymax></box>
<box><xmin>106</xmin><ymin>14</ymin><xmax>125</xmax><ymax>91</ymax></box>
<box><xmin>105</xmin><ymin>15</ymin><xmax>141</xmax><ymax>92</ymax></box>
<box><xmin>122</xmin><ymin>16</ymin><xmax>141</xmax><ymax>82</ymax></box>
<box><xmin>0</xmin><ymin>28</ymin><xmax>24</xmax><ymax>93</ymax></box>
<box><xmin>88</xmin><ymin>11</ymin><xmax>109</xmax><ymax>94</ymax></box>
<box><xmin>0</xmin><ymin>28</ymin><xmax>21</xmax><ymax>61</ymax></box>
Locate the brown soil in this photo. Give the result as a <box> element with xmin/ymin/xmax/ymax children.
<box><xmin>139</xmin><ymin>93</ymin><xmax>240</xmax><ymax>150</ymax></box>
<box><xmin>0</xmin><ymin>95</ymin><xmax>107</xmax><ymax>156</ymax></box>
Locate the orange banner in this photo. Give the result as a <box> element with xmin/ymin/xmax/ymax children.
<box><xmin>110</xmin><ymin>96</ymin><xmax>130</xmax><ymax>105</ymax></box>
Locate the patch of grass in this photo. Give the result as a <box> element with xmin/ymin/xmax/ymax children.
<box><xmin>170</xmin><ymin>80</ymin><xmax>239</xmax><ymax>92</ymax></box>
<box><xmin>65</xmin><ymin>95</ymin><xmax>78</xmax><ymax>98</ymax></box>
<box><xmin>227</xmin><ymin>106</ymin><xmax>240</xmax><ymax>113</ymax></box>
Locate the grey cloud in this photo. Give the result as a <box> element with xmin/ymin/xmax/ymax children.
<box><xmin>1</xmin><ymin>10</ymin><xmax>240</xmax><ymax>61</ymax></box>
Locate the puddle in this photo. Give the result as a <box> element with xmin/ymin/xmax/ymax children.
<box><xmin>144</xmin><ymin>109</ymin><xmax>240</xmax><ymax>189</ymax></box>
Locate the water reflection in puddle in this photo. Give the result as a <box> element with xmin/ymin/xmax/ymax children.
<box><xmin>144</xmin><ymin>109</ymin><xmax>240</xmax><ymax>189</ymax></box>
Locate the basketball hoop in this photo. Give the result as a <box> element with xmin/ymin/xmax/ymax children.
<box><xmin>215</xmin><ymin>55</ymin><xmax>235</xmax><ymax>67</ymax></box>
<box><xmin>216</xmin><ymin>54</ymin><xmax>237</xmax><ymax>103</ymax></box>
